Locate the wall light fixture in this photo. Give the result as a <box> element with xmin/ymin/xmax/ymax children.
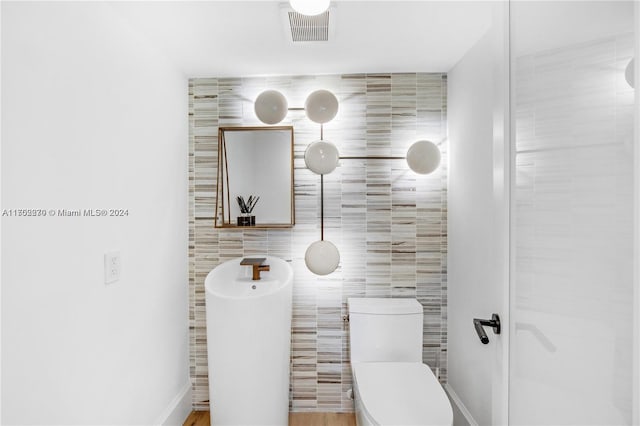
<box><xmin>406</xmin><ymin>140</ymin><xmax>441</xmax><ymax>174</ymax></box>
<box><xmin>305</xmin><ymin>89</ymin><xmax>339</xmax><ymax>123</ymax></box>
<box><xmin>253</xmin><ymin>88</ymin><xmax>441</xmax><ymax>275</ymax></box>
<box><xmin>301</xmin><ymin>89</ymin><xmax>341</xmax><ymax>275</ymax></box>
<box><xmin>305</xmin><ymin>140</ymin><xmax>340</xmax><ymax>175</ymax></box>
<box><xmin>254</xmin><ymin>90</ymin><xmax>288</xmax><ymax>124</ymax></box>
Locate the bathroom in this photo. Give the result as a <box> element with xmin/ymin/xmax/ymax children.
<box><xmin>1</xmin><ymin>1</ymin><xmax>638</xmax><ymax>425</ymax></box>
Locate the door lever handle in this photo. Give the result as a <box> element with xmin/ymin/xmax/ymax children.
<box><xmin>473</xmin><ymin>314</ymin><xmax>501</xmax><ymax>344</ymax></box>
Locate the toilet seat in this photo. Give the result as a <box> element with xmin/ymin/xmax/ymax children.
<box><xmin>352</xmin><ymin>362</ymin><xmax>453</xmax><ymax>426</ymax></box>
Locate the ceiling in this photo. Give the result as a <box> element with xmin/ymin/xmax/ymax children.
<box><xmin>109</xmin><ymin>1</ymin><xmax>494</xmax><ymax>77</ymax></box>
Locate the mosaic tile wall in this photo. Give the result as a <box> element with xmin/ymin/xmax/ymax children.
<box><xmin>189</xmin><ymin>73</ymin><xmax>448</xmax><ymax>412</ymax></box>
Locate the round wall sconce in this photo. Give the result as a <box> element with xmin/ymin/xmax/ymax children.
<box><xmin>305</xmin><ymin>240</ymin><xmax>340</xmax><ymax>275</ymax></box>
<box><xmin>254</xmin><ymin>90</ymin><xmax>288</xmax><ymax>125</ymax></box>
<box><xmin>305</xmin><ymin>90</ymin><xmax>339</xmax><ymax>124</ymax></box>
<box><xmin>304</xmin><ymin>140</ymin><xmax>340</xmax><ymax>174</ymax></box>
<box><xmin>406</xmin><ymin>140</ymin><xmax>441</xmax><ymax>175</ymax></box>
<box><xmin>289</xmin><ymin>0</ymin><xmax>330</xmax><ymax>16</ymax></box>
<box><xmin>625</xmin><ymin>58</ymin><xmax>635</xmax><ymax>88</ymax></box>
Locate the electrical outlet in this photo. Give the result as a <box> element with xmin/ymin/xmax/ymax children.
<box><xmin>104</xmin><ymin>251</ymin><xmax>121</xmax><ymax>284</ymax></box>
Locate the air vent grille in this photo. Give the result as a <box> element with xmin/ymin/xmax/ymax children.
<box><xmin>288</xmin><ymin>10</ymin><xmax>330</xmax><ymax>42</ymax></box>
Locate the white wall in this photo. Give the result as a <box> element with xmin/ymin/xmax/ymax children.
<box><xmin>447</xmin><ymin>7</ymin><xmax>508</xmax><ymax>424</ymax></box>
<box><xmin>1</xmin><ymin>2</ymin><xmax>190</xmax><ymax>424</ymax></box>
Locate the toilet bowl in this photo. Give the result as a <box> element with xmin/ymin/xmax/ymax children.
<box><xmin>352</xmin><ymin>362</ymin><xmax>453</xmax><ymax>426</ymax></box>
<box><xmin>348</xmin><ymin>298</ymin><xmax>453</xmax><ymax>426</ymax></box>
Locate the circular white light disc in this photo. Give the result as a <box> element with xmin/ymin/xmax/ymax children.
<box><xmin>290</xmin><ymin>0</ymin><xmax>330</xmax><ymax>16</ymax></box>
<box><xmin>625</xmin><ymin>58</ymin><xmax>635</xmax><ymax>88</ymax></box>
<box><xmin>305</xmin><ymin>90</ymin><xmax>339</xmax><ymax>124</ymax></box>
<box><xmin>304</xmin><ymin>140</ymin><xmax>340</xmax><ymax>175</ymax></box>
<box><xmin>305</xmin><ymin>240</ymin><xmax>340</xmax><ymax>275</ymax></box>
<box><xmin>254</xmin><ymin>90</ymin><xmax>288</xmax><ymax>125</ymax></box>
<box><xmin>406</xmin><ymin>140</ymin><xmax>441</xmax><ymax>175</ymax></box>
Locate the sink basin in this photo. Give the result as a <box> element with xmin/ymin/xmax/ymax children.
<box><xmin>206</xmin><ymin>256</ymin><xmax>292</xmax><ymax>299</ymax></box>
<box><xmin>205</xmin><ymin>256</ymin><xmax>293</xmax><ymax>426</ymax></box>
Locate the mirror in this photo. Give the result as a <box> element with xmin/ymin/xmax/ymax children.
<box><xmin>215</xmin><ymin>126</ymin><xmax>294</xmax><ymax>228</ymax></box>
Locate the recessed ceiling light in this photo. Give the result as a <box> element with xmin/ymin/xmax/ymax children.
<box><xmin>289</xmin><ymin>0</ymin><xmax>330</xmax><ymax>16</ymax></box>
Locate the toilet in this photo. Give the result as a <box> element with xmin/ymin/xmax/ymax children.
<box><xmin>348</xmin><ymin>298</ymin><xmax>453</xmax><ymax>426</ymax></box>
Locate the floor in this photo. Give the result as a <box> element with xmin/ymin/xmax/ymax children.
<box><xmin>183</xmin><ymin>411</ymin><xmax>356</xmax><ymax>426</ymax></box>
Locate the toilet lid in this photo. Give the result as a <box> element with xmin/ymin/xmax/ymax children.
<box><xmin>353</xmin><ymin>362</ymin><xmax>453</xmax><ymax>426</ymax></box>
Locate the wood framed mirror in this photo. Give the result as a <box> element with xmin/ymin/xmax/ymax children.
<box><xmin>215</xmin><ymin>126</ymin><xmax>295</xmax><ymax>228</ymax></box>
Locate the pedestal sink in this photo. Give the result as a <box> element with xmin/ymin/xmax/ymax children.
<box><xmin>205</xmin><ymin>256</ymin><xmax>293</xmax><ymax>426</ymax></box>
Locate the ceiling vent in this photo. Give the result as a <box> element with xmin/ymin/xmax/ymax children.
<box><xmin>281</xmin><ymin>5</ymin><xmax>335</xmax><ymax>44</ymax></box>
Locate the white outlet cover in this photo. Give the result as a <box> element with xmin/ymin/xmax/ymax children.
<box><xmin>104</xmin><ymin>251</ymin><xmax>121</xmax><ymax>284</ymax></box>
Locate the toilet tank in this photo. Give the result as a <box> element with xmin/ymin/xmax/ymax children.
<box><xmin>348</xmin><ymin>298</ymin><xmax>423</xmax><ymax>363</ymax></box>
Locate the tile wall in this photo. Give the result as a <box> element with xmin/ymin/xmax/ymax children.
<box><xmin>189</xmin><ymin>73</ymin><xmax>448</xmax><ymax>411</ymax></box>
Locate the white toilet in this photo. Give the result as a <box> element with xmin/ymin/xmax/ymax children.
<box><xmin>348</xmin><ymin>298</ymin><xmax>453</xmax><ymax>426</ymax></box>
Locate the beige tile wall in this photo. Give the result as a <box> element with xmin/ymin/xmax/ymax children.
<box><xmin>189</xmin><ymin>73</ymin><xmax>448</xmax><ymax>412</ymax></box>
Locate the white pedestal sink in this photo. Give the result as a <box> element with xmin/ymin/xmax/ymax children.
<box><xmin>205</xmin><ymin>256</ymin><xmax>293</xmax><ymax>426</ymax></box>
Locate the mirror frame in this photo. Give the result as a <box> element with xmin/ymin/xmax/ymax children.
<box><xmin>215</xmin><ymin>126</ymin><xmax>295</xmax><ymax>228</ymax></box>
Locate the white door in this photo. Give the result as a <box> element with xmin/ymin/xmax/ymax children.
<box><xmin>509</xmin><ymin>1</ymin><xmax>638</xmax><ymax>424</ymax></box>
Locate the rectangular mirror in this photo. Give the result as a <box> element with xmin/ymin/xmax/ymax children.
<box><xmin>215</xmin><ymin>126</ymin><xmax>295</xmax><ymax>228</ymax></box>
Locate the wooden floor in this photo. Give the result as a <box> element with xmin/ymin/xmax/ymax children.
<box><xmin>288</xmin><ymin>413</ymin><xmax>355</xmax><ymax>426</ymax></box>
<box><xmin>183</xmin><ymin>411</ymin><xmax>356</xmax><ymax>426</ymax></box>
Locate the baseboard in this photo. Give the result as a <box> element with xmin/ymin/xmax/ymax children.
<box><xmin>155</xmin><ymin>381</ymin><xmax>192</xmax><ymax>426</ymax></box>
<box><xmin>443</xmin><ymin>383</ymin><xmax>478</xmax><ymax>426</ymax></box>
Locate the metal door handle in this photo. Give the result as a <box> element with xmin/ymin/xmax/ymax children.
<box><xmin>473</xmin><ymin>314</ymin><xmax>501</xmax><ymax>344</ymax></box>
